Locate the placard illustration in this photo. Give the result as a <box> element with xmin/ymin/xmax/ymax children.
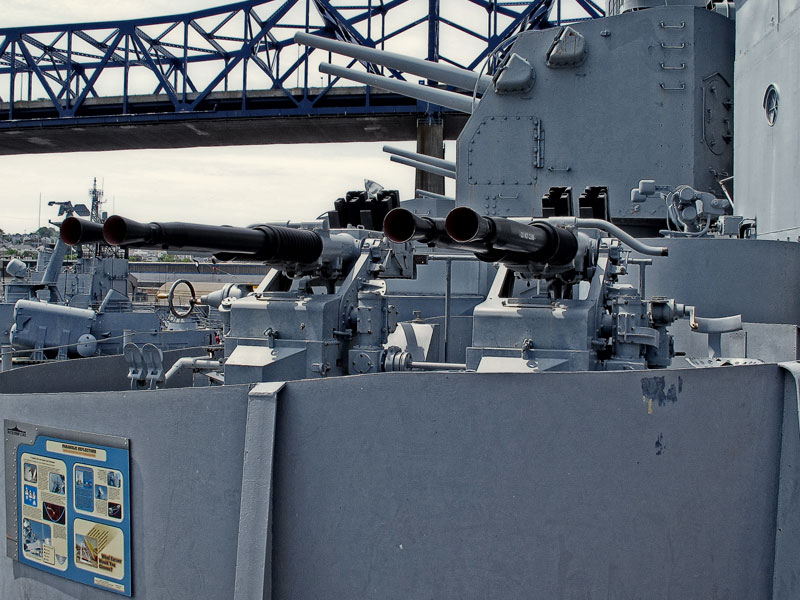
<box><xmin>6</xmin><ymin>422</ymin><xmax>131</xmax><ymax>596</ymax></box>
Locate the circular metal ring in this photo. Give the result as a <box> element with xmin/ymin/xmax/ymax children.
<box><xmin>167</xmin><ymin>279</ymin><xmax>197</xmax><ymax>319</ymax></box>
<box><xmin>763</xmin><ymin>84</ymin><xmax>779</xmax><ymax>127</ymax></box>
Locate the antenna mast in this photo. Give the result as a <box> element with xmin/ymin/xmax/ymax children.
<box><xmin>89</xmin><ymin>178</ymin><xmax>105</xmax><ymax>223</ymax></box>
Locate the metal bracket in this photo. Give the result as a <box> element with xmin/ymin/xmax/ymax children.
<box><xmin>233</xmin><ymin>382</ymin><xmax>284</xmax><ymax>600</ymax></box>
<box><xmin>534</xmin><ymin>118</ymin><xmax>544</xmax><ymax>169</ymax></box>
<box><xmin>123</xmin><ymin>343</ymin><xmax>146</xmax><ymax>389</ymax></box>
<box><xmin>141</xmin><ymin>343</ymin><xmax>165</xmax><ymax>390</ymax></box>
<box><xmin>264</xmin><ymin>328</ymin><xmax>279</xmax><ymax>348</ymax></box>
<box><xmin>57</xmin><ymin>328</ymin><xmax>70</xmax><ymax>361</ymax></box>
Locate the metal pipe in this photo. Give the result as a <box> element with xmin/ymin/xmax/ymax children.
<box><xmin>446</xmin><ymin>207</ymin><xmax>581</xmax><ymax>266</ymax></box>
<box><xmin>628</xmin><ymin>258</ymin><xmax>652</xmax><ymax>298</ymax></box>
<box><xmin>383</xmin><ymin>208</ymin><xmax>447</xmax><ymax>244</ymax></box>
<box><xmin>409</xmin><ymin>361</ymin><xmax>467</xmax><ymax>371</ymax></box>
<box><xmin>389</xmin><ymin>155</ymin><xmax>456</xmax><ymax>179</ymax></box>
<box><xmin>383</xmin><ymin>145</ymin><xmax>455</xmax><ymax>173</ymax></box>
<box><xmin>445</xmin><ymin>207</ymin><xmax>495</xmax><ymax>245</ymax></box>
<box><xmin>537</xmin><ymin>217</ymin><xmax>670</xmax><ymax>256</ymax></box>
<box><xmin>318</xmin><ymin>62</ymin><xmax>474</xmax><ymax>114</ymax></box>
<box><xmin>415</xmin><ymin>189</ymin><xmax>455</xmax><ymax>202</ymax></box>
<box><xmin>382</xmin><ymin>208</ymin><xmax>483</xmax><ymax>252</ymax></box>
<box><xmin>164</xmin><ymin>357</ymin><xmax>222</xmax><ymax>383</ymax></box>
<box><xmin>423</xmin><ymin>254</ymin><xmax>478</xmax><ymax>261</ymax></box>
<box><xmin>295</xmin><ymin>32</ymin><xmax>492</xmax><ymax>94</ymax></box>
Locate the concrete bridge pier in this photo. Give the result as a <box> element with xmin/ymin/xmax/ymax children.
<box><xmin>415</xmin><ymin>116</ymin><xmax>445</xmax><ymax>196</ymax></box>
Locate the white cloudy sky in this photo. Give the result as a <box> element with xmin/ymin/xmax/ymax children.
<box><xmin>0</xmin><ymin>1</ymin><xmax>458</xmax><ymax>233</ymax></box>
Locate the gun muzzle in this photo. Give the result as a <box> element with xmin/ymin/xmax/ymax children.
<box><xmin>383</xmin><ymin>208</ymin><xmax>451</xmax><ymax>245</ymax></box>
<box><xmin>60</xmin><ymin>217</ymin><xmax>106</xmax><ymax>246</ymax></box>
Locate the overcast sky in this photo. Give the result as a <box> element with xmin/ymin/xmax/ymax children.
<box><xmin>0</xmin><ymin>1</ymin><xmax>456</xmax><ymax>233</ymax></box>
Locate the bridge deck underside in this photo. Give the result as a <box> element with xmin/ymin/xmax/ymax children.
<box><xmin>0</xmin><ymin>88</ymin><xmax>467</xmax><ymax>154</ymax></box>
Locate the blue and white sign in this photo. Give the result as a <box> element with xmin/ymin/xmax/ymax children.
<box><xmin>9</xmin><ymin>424</ymin><xmax>131</xmax><ymax>596</ymax></box>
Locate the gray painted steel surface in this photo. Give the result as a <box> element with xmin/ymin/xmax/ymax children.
<box><xmin>734</xmin><ymin>0</ymin><xmax>800</xmax><ymax>239</ymax></box>
<box><xmin>0</xmin><ymin>346</ymin><xmax>207</xmax><ymax>393</ymax></box>
<box><xmin>627</xmin><ymin>237</ymin><xmax>800</xmax><ymax>323</ymax></box>
<box><xmin>1</xmin><ymin>366</ymin><xmax>798</xmax><ymax>598</ymax></box>
<box><xmin>455</xmin><ymin>7</ymin><xmax>734</xmax><ymax>226</ymax></box>
<box><xmin>269</xmin><ymin>367</ymin><xmax>796</xmax><ymax>598</ymax></box>
<box><xmin>0</xmin><ymin>384</ymin><xmax>251</xmax><ymax>599</ymax></box>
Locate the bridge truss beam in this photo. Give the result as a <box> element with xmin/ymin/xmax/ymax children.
<box><xmin>0</xmin><ymin>0</ymin><xmax>603</xmax><ymax>154</ymax></box>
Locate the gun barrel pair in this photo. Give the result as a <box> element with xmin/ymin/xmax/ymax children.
<box><xmin>383</xmin><ymin>207</ymin><xmax>579</xmax><ymax>266</ymax></box>
<box><xmin>60</xmin><ymin>216</ymin><xmax>323</xmax><ymax>264</ymax></box>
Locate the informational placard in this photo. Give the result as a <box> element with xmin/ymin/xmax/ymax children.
<box><xmin>5</xmin><ymin>421</ymin><xmax>131</xmax><ymax>596</ymax></box>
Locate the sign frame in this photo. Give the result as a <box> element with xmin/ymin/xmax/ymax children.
<box><xmin>5</xmin><ymin>420</ymin><xmax>132</xmax><ymax>596</ymax></box>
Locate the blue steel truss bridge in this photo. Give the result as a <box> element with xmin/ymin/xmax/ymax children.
<box><xmin>0</xmin><ymin>0</ymin><xmax>602</xmax><ymax>155</ymax></box>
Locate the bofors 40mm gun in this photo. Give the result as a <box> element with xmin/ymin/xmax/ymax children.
<box><xmin>383</xmin><ymin>206</ymin><xmax>738</xmax><ymax>372</ymax></box>
<box><xmin>290</xmin><ymin>29</ymin><xmax>741</xmax><ymax>373</ymax></box>
<box><xmin>98</xmin><ymin>214</ymin><xmax>416</xmax><ymax>386</ymax></box>
<box><xmin>99</xmin><ymin>207</ymin><xmax>736</xmax><ymax>385</ymax></box>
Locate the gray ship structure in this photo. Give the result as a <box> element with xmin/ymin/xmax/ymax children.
<box><xmin>2</xmin><ymin>209</ymin><xmax>215</xmax><ymax>370</ymax></box>
<box><xmin>2</xmin><ymin>0</ymin><xmax>800</xmax><ymax>598</ymax></box>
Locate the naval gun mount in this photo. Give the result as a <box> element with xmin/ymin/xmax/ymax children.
<box><xmin>101</xmin><ymin>206</ymin><xmax>733</xmax><ymax>386</ymax></box>
<box><xmin>383</xmin><ymin>206</ymin><xmax>735</xmax><ymax>372</ymax></box>
<box><xmin>99</xmin><ymin>214</ymin><xmax>417</xmax><ymax>386</ymax></box>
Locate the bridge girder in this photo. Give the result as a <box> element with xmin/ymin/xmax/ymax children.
<box><xmin>0</xmin><ymin>0</ymin><xmax>602</xmax><ymax>155</ymax></box>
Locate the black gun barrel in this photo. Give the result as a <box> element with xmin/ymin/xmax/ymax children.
<box><xmin>382</xmin><ymin>207</ymin><xmax>490</xmax><ymax>254</ymax></box>
<box><xmin>60</xmin><ymin>217</ymin><xmax>106</xmax><ymax>246</ymax></box>
<box><xmin>383</xmin><ymin>208</ymin><xmax>452</xmax><ymax>245</ymax></box>
<box><xmin>103</xmin><ymin>215</ymin><xmax>323</xmax><ymax>264</ymax></box>
<box><xmin>445</xmin><ymin>207</ymin><xmax>579</xmax><ymax>266</ymax></box>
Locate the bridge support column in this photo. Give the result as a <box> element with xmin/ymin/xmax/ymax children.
<box><xmin>415</xmin><ymin>116</ymin><xmax>445</xmax><ymax>196</ymax></box>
